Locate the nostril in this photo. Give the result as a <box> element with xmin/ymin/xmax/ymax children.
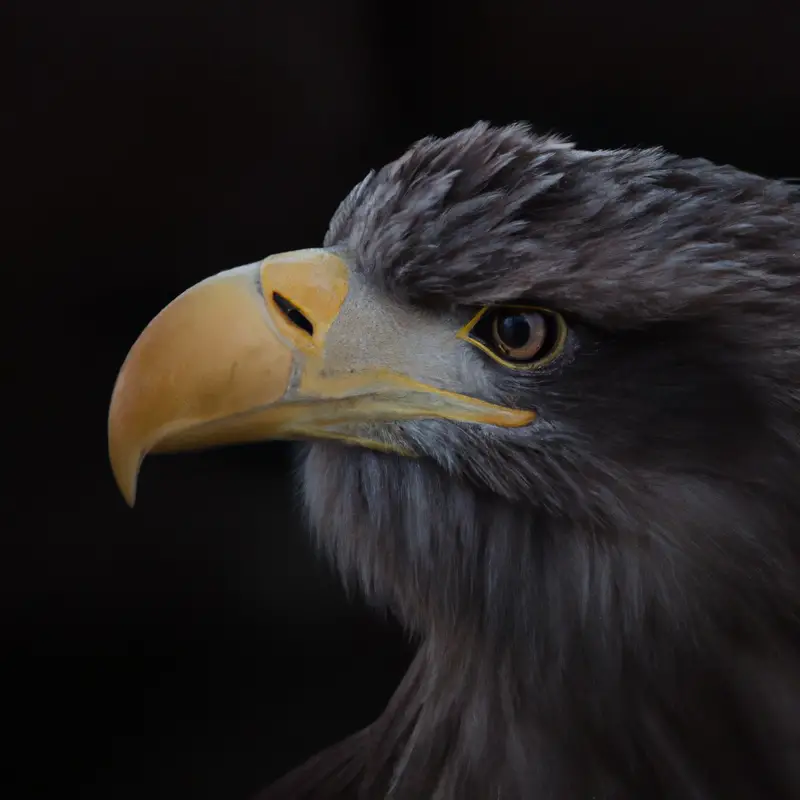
<box><xmin>272</xmin><ymin>292</ymin><xmax>314</xmax><ymax>336</ymax></box>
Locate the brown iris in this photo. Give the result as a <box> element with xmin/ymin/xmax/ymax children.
<box><xmin>491</xmin><ymin>310</ymin><xmax>548</xmax><ymax>362</ymax></box>
<box><xmin>459</xmin><ymin>305</ymin><xmax>567</xmax><ymax>370</ymax></box>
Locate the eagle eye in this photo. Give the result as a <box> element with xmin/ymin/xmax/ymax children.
<box><xmin>459</xmin><ymin>305</ymin><xmax>567</xmax><ymax>370</ymax></box>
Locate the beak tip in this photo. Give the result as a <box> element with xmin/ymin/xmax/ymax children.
<box><xmin>108</xmin><ymin>437</ymin><xmax>141</xmax><ymax>509</ymax></box>
<box><xmin>111</xmin><ymin>461</ymin><xmax>139</xmax><ymax>508</ymax></box>
<box><xmin>122</xmin><ymin>485</ymin><xmax>137</xmax><ymax>508</ymax></box>
<box><xmin>109</xmin><ymin>388</ymin><xmax>142</xmax><ymax>508</ymax></box>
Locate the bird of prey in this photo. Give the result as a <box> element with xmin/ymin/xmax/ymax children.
<box><xmin>108</xmin><ymin>123</ymin><xmax>800</xmax><ymax>799</ymax></box>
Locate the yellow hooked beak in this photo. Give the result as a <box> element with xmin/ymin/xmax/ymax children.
<box><xmin>108</xmin><ymin>249</ymin><xmax>535</xmax><ymax>506</ymax></box>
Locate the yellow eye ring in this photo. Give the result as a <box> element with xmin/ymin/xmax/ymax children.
<box><xmin>456</xmin><ymin>305</ymin><xmax>568</xmax><ymax>370</ymax></box>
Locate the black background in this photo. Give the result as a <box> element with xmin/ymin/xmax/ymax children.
<box><xmin>6</xmin><ymin>2</ymin><xmax>800</xmax><ymax>798</ymax></box>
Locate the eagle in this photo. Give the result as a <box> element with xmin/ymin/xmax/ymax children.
<box><xmin>108</xmin><ymin>123</ymin><xmax>800</xmax><ymax>799</ymax></box>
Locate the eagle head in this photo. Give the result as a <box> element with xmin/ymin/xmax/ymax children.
<box><xmin>108</xmin><ymin>123</ymin><xmax>800</xmax><ymax>798</ymax></box>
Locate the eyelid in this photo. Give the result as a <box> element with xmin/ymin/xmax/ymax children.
<box><xmin>456</xmin><ymin>304</ymin><xmax>568</xmax><ymax>371</ymax></box>
<box><xmin>456</xmin><ymin>305</ymin><xmax>492</xmax><ymax>338</ymax></box>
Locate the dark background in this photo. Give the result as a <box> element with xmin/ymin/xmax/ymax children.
<box><xmin>6</xmin><ymin>2</ymin><xmax>800</xmax><ymax>798</ymax></box>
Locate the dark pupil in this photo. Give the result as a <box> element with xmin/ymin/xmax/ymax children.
<box><xmin>498</xmin><ymin>313</ymin><xmax>531</xmax><ymax>349</ymax></box>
